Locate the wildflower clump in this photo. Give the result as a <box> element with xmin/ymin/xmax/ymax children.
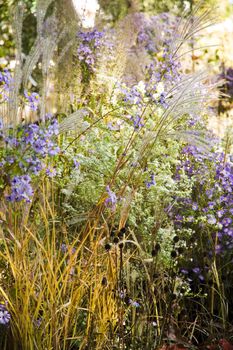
<box><xmin>0</xmin><ymin>116</ymin><xmax>60</xmax><ymax>202</ymax></box>
<box><xmin>171</xmin><ymin>144</ymin><xmax>233</xmax><ymax>291</ymax></box>
<box><xmin>0</xmin><ymin>2</ymin><xmax>231</xmax><ymax>349</ymax></box>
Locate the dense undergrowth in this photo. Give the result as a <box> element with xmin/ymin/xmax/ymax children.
<box><xmin>0</xmin><ymin>1</ymin><xmax>233</xmax><ymax>349</ymax></box>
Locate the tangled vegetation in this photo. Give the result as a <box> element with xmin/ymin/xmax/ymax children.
<box><xmin>0</xmin><ymin>1</ymin><xmax>233</xmax><ymax>349</ymax></box>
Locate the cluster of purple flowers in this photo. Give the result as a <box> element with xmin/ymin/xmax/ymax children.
<box><xmin>0</xmin><ymin>117</ymin><xmax>60</xmax><ymax>203</ymax></box>
<box><xmin>21</xmin><ymin>118</ymin><xmax>59</xmax><ymax>157</ymax></box>
<box><xmin>137</xmin><ymin>13</ymin><xmax>176</xmax><ymax>54</ymax></box>
<box><xmin>180</xmin><ymin>267</ymin><xmax>205</xmax><ymax>282</ymax></box>
<box><xmin>24</xmin><ymin>90</ymin><xmax>40</xmax><ymax>111</ymax></box>
<box><xmin>171</xmin><ymin>143</ymin><xmax>233</xmax><ymax>283</ymax></box>
<box><xmin>137</xmin><ymin>13</ymin><xmax>181</xmax><ymax>84</ymax></box>
<box><xmin>0</xmin><ymin>72</ymin><xmax>40</xmax><ymax>110</ymax></box>
<box><xmin>175</xmin><ymin>145</ymin><xmax>214</xmax><ymax>180</ymax></box>
<box><xmin>158</xmin><ymin>51</ymin><xmax>181</xmax><ymax>83</ymax></box>
<box><xmin>77</xmin><ymin>29</ymin><xmax>104</xmax><ymax>69</ymax></box>
<box><xmin>144</xmin><ymin>57</ymin><xmax>180</xmax><ymax>101</ymax></box>
<box><xmin>0</xmin><ymin>69</ymin><xmax>13</xmax><ymax>102</ymax></box>
<box><xmin>119</xmin><ymin>289</ymin><xmax>140</xmax><ymax>308</ymax></box>
<box><xmin>6</xmin><ymin>175</ymin><xmax>33</xmax><ymax>203</ymax></box>
<box><xmin>117</xmin><ymin>79</ymin><xmax>168</xmax><ymax>132</ymax></box>
<box><xmin>120</xmin><ymin>84</ymin><xmax>144</xmax><ymax>106</ymax></box>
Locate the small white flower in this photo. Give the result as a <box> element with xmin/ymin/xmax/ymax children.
<box><xmin>156</xmin><ymin>82</ymin><xmax>164</xmax><ymax>94</ymax></box>
<box><xmin>136</xmin><ymin>81</ymin><xmax>146</xmax><ymax>95</ymax></box>
<box><xmin>152</xmin><ymin>92</ymin><xmax>159</xmax><ymax>100</ymax></box>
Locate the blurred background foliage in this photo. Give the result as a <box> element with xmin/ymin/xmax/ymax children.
<box><xmin>1</xmin><ymin>0</ymin><xmax>233</xmax><ymax>125</ymax></box>
<box><xmin>0</xmin><ymin>0</ymin><xmax>36</xmax><ymax>62</ymax></box>
<box><xmin>0</xmin><ymin>0</ymin><xmax>232</xmax><ymax>63</ymax></box>
<box><xmin>99</xmin><ymin>0</ymin><xmax>232</xmax><ymax>20</ymax></box>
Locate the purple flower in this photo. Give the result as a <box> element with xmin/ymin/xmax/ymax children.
<box><xmin>225</xmin><ymin>228</ymin><xmax>233</xmax><ymax>237</ymax></box>
<box><xmin>174</xmin><ymin>214</ymin><xmax>183</xmax><ymax>225</ymax></box>
<box><xmin>105</xmin><ymin>185</ymin><xmax>117</xmax><ymax>209</ymax></box>
<box><xmin>61</xmin><ymin>243</ymin><xmax>76</xmax><ymax>255</ymax></box>
<box><xmin>192</xmin><ymin>267</ymin><xmax>201</xmax><ymax>274</ymax></box>
<box><xmin>73</xmin><ymin>158</ymin><xmax>80</xmax><ymax>168</ymax></box>
<box><xmin>6</xmin><ymin>156</ymin><xmax>15</xmax><ymax>164</ymax></box>
<box><xmin>221</xmin><ymin>217</ymin><xmax>232</xmax><ymax>227</ymax></box>
<box><xmin>217</xmin><ymin>209</ymin><xmax>225</xmax><ymax>218</ymax></box>
<box><xmin>32</xmin><ymin>138</ymin><xmax>46</xmax><ymax>154</ymax></box>
<box><xmin>61</xmin><ymin>243</ymin><xmax>68</xmax><ymax>253</ymax></box>
<box><xmin>0</xmin><ymin>304</ymin><xmax>10</xmax><ymax>325</ymax></box>
<box><xmin>46</xmin><ymin>119</ymin><xmax>59</xmax><ymax>136</ymax></box>
<box><xmin>34</xmin><ymin>317</ymin><xmax>42</xmax><ymax>328</ymax></box>
<box><xmin>192</xmin><ymin>202</ymin><xmax>198</xmax><ymax>211</ymax></box>
<box><xmin>107</xmin><ymin>122</ymin><xmax>121</xmax><ymax>131</ymax></box>
<box><xmin>208</xmin><ymin>201</ymin><xmax>216</xmax><ymax>209</ymax></box>
<box><xmin>145</xmin><ymin>173</ymin><xmax>156</xmax><ymax>188</ymax></box>
<box><xmin>220</xmin><ymin>195</ymin><xmax>227</xmax><ymax>203</ymax></box>
<box><xmin>187</xmin><ymin>216</ymin><xmax>194</xmax><ymax>222</ymax></box>
<box><xmin>129</xmin><ymin>299</ymin><xmax>140</xmax><ymax>308</ymax></box>
<box><xmin>48</xmin><ymin>146</ymin><xmax>60</xmax><ymax>156</ymax></box>
<box><xmin>46</xmin><ymin>167</ymin><xmax>56</xmax><ymax>177</ymax></box>
<box><xmin>23</xmin><ymin>125</ymin><xmax>38</xmax><ymax>144</ymax></box>
<box><xmin>26</xmin><ymin>157</ymin><xmax>43</xmax><ymax>174</ymax></box>
<box><xmin>198</xmin><ymin>274</ymin><xmax>205</xmax><ymax>281</ymax></box>
<box><xmin>228</xmin><ymin>229</ymin><xmax>233</xmax><ymax>238</ymax></box>
<box><xmin>229</xmin><ymin>208</ymin><xmax>233</xmax><ymax>215</ymax></box>
<box><xmin>131</xmin><ymin>115</ymin><xmax>144</xmax><ymax>130</ymax></box>
<box><xmin>176</xmin><ymin>214</ymin><xmax>183</xmax><ymax>221</ymax></box>
<box><xmin>24</xmin><ymin>120</ymin><xmax>59</xmax><ymax>156</ymax></box>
